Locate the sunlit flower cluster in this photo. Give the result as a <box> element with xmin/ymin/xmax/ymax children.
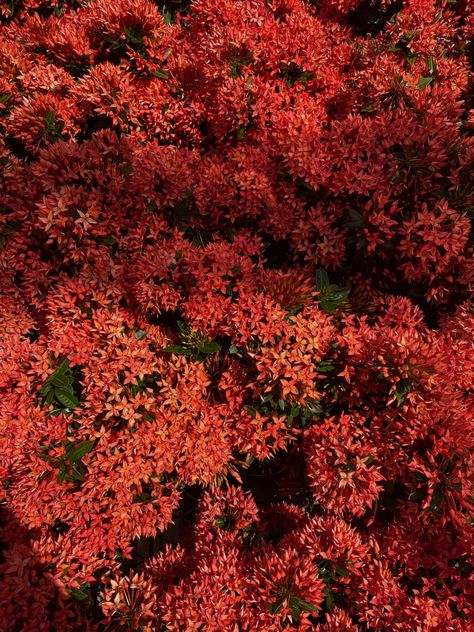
<box><xmin>0</xmin><ymin>0</ymin><xmax>472</xmax><ymax>629</ymax></box>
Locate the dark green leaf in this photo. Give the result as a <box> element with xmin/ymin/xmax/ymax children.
<box><xmin>44</xmin><ymin>110</ymin><xmax>55</xmax><ymax>126</ymax></box>
<box><xmin>67</xmin><ymin>466</ymin><xmax>84</xmax><ymax>482</ymax></box>
<box><xmin>53</xmin><ymin>360</ymin><xmax>71</xmax><ymax>377</ymax></box>
<box><xmin>315</xmin><ymin>268</ymin><xmax>330</xmax><ymax>289</ymax></box>
<box><xmin>97</xmin><ymin>235</ymin><xmax>117</xmax><ymax>245</ymax></box>
<box><xmin>360</xmin><ymin>102</ymin><xmax>376</xmax><ymax>113</ymax></box>
<box><xmin>418</xmin><ymin>76</ymin><xmax>433</xmax><ymax>90</ymax></box>
<box><xmin>335</xmin><ymin>565</ymin><xmax>350</xmax><ymax>578</ymax></box>
<box><xmin>268</xmin><ymin>595</ymin><xmax>285</xmax><ymax>615</ymax></box>
<box><xmin>428</xmin><ymin>484</ymin><xmax>445</xmax><ymax>512</ymax></box>
<box><xmin>198</xmin><ymin>341</ymin><xmax>221</xmax><ymax>354</ymax></box>
<box><xmin>152</xmin><ymin>68</ymin><xmax>169</xmax><ymax>79</ymax></box>
<box><xmin>38</xmin><ymin>446</ymin><xmax>53</xmax><ymax>462</ymax></box>
<box><xmin>295</xmin><ymin>598</ymin><xmax>316</xmax><ymax>612</ymax></box>
<box><xmin>325</xmin><ymin>590</ymin><xmax>335</xmax><ymax>609</ymax></box>
<box><xmin>120</xmin><ymin>162</ymin><xmax>134</xmax><ymax>176</ymax></box>
<box><xmin>46</xmin><ymin>389</ymin><xmax>57</xmax><ymax>407</ymax></box>
<box><xmin>40</xmin><ymin>379</ymin><xmax>53</xmax><ymax>395</ymax></box>
<box><xmin>55</xmin><ymin>389</ymin><xmax>79</xmax><ymax>410</ymax></box>
<box><xmin>50</xmin><ymin>373</ymin><xmax>73</xmax><ymax>388</ymax></box>
<box><xmin>299</xmin><ymin>71</ymin><xmax>315</xmax><ymax>82</ymax></box>
<box><xmin>66</xmin><ymin>440</ymin><xmax>94</xmax><ymax>463</ymax></box>
<box><xmin>164</xmin><ymin>345</ymin><xmax>192</xmax><ymax>355</ymax></box>
<box><xmin>344</xmin><ymin>208</ymin><xmax>366</xmax><ymax>229</ymax></box>
<box><xmin>427</xmin><ymin>56</ymin><xmax>435</xmax><ymax>75</ymax></box>
<box><xmin>57</xmin><ymin>465</ymin><xmax>67</xmax><ymax>484</ymax></box>
<box><xmin>69</xmin><ymin>588</ymin><xmax>89</xmax><ymax>601</ymax></box>
<box><xmin>162</xmin><ymin>6</ymin><xmax>173</xmax><ymax>24</ymax></box>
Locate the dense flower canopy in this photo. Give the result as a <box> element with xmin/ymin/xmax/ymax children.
<box><xmin>0</xmin><ymin>0</ymin><xmax>473</xmax><ymax>630</ymax></box>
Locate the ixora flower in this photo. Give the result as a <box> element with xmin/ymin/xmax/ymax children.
<box><xmin>0</xmin><ymin>0</ymin><xmax>472</xmax><ymax>628</ymax></box>
<box><xmin>303</xmin><ymin>415</ymin><xmax>385</xmax><ymax>517</ymax></box>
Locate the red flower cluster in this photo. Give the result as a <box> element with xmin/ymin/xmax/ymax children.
<box><xmin>0</xmin><ymin>0</ymin><xmax>473</xmax><ymax>629</ymax></box>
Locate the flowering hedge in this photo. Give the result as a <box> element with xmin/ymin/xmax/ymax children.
<box><xmin>0</xmin><ymin>0</ymin><xmax>473</xmax><ymax>629</ymax></box>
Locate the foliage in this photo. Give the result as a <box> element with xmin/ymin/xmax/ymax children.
<box><xmin>0</xmin><ymin>0</ymin><xmax>473</xmax><ymax>629</ymax></box>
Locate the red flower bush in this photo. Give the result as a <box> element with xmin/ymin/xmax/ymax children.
<box><xmin>0</xmin><ymin>0</ymin><xmax>473</xmax><ymax>629</ymax></box>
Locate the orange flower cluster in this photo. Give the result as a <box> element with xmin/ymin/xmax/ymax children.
<box><xmin>0</xmin><ymin>0</ymin><xmax>473</xmax><ymax>629</ymax></box>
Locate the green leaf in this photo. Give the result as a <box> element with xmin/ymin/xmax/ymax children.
<box><xmin>164</xmin><ymin>345</ymin><xmax>192</xmax><ymax>355</ymax></box>
<box><xmin>427</xmin><ymin>56</ymin><xmax>436</xmax><ymax>75</ymax></box>
<box><xmin>57</xmin><ymin>464</ymin><xmax>67</xmax><ymax>484</ymax></box>
<box><xmin>177</xmin><ymin>320</ymin><xmax>188</xmax><ymax>334</ymax></box>
<box><xmin>50</xmin><ymin>373</ymin><xmax>73</xmax><ymax>388</ymax></box>
<box><xmin>290</xmin><ymin>595</ymin><xmax>316</xmax><ymax>613</ymax></box>
<box><xmin>318</xmin><ymin>284</ymin><xmax>350</xmax><ymax>314</ymax></box>
<box><xmin>55</xmin><ymin>359</ymin><xmax>71</xmax><ymax>375</ymax></box>
<box><xmin>43</xmin><ymin>360</ymin><xmax>71</xmax><ymax>387</ymax></box>
<box><xmin>360</xmin><ymin>101</ymin><xmax>376</xmax><ymax>113</ymax></box>
<box><xmin>66</xmin><ymin>440</ymin><xmax>94</xmax><ymax>463</ymax></box>
<box><xmin>96</xmin><ymin>235</ymin><xmax>117</xmax><ymax>245</ymax></box>
<box><xmin>55</xmin><ymin>389</ymin><xmax>79</xmax><ymax>410</ymax></box>
<box><xmin>428</xmin><ymin>484</ymin><xmax>445</xmax><ymax>512</ymax></box>
<box><xmin>198</xmin><ymin>341</ymin><xmax>221</xmax><ymax>354</ymax></box>
<box><xmin>38</xmin><ymin>446</ymin><xmax>53</xmax><ymax>462</ymax></box>
<box><xmin>325</xmin><ymin>590</ymin><xmax>335</xmax><ymax>609</ymax></box>
<box><xmin>229</xmin><ymin>344</ymin><xmax>238</xmax><ymax>354</ymax></box>
<box><xmin>67</xmin><ymin>466</ymin><xmax>84</xmax><ymax>482</ymax></box>
<box><xmin>268</xmin><ymin>595</ymin><xmax>286</xmax><ymax>615</ymax></box>
<box><xmin>61</xmin><ymin>382</ymin><xmax>75</xmax><ymax>394</ymax></box>
<box><xmin>46</xmin><ymin>389</ymin><xmax>57</xmax><ymax>407</ymax></box>
<box><xmin>124</xmin><ymin>25</ymin><xmax>144</xmax><ymax>46</ymax></box>
<box><xmin>44</xmin><ymin>110</ymin><xmax>55</xmax><ymax>127</ymax></box>
<box><xmin>299</xmin><ymin>71</ymin><xmax>315</xmax><ymax>82</ymax></box>
<box><xmin>335</xmin><ymin>565</ymin><xmax>350</xmax><ymax>578</ymax></box>
<box><xmin>236</xmin><ymin>124</ymin><xmax>246</xmax><ymax>140</ymax></box>
<box><xmin>120</xmin><ymin>162</ymin><xmax>134</xmax><ymax>176</ymax></box>
<box><xmin>163</xmin><ymin>46</ymin><xmax>172</xmax><ymax>62</ymax></box>
<box><xmin>69</xmin><ymin>588</ymin><xmax>89</xmax><ymax>601</ymax></box>
<box><xmin>162</xmin><ymin>6</ymin><xmax>173</xmax><ymax>24</ymax></box>
<box><xmin>418</xmin><ymin>76</ymin><xmax>433</xmax><ymax>90</ymax></box>
<box><xmin>40</xmin><ymin>379</ymin><xmax>53</xmax><ymax>395</ymax></box>
<box><xmin>344</xmin><ymin>208</ymin><xmax>366</xmax><ymax>228</ymax></box>
<box><xmin>134</xmin><ymin>330</ymin><xmax>147</xmax><ymax>340</ymax></box>
<box><xmin>152</xmin><ymin>68</ymin><xmax>169</xmax><ymax>79</ymax></box>
<box><xmin>315</xmin><ymin>268</ymin><xmax>330</xmax><ymax>289</ymax></box>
